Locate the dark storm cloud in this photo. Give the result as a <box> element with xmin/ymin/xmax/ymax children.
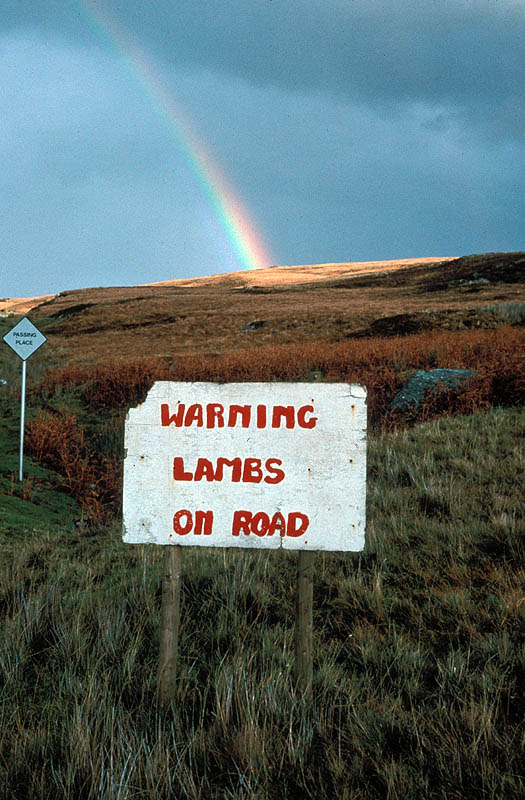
<box><xmin>2</xmin><ymin>0</ymin><xmax>523</xmax><ymax>139</ymax></box>
<box><xmin>0</xmin><ymin>1</ymin><xmax>523</xmax><ymax>297</ymax></box>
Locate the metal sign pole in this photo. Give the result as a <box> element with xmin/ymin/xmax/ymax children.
<box><xmin>19</xmin><ymin>360</ymin><xmax>27</xmax><ymax>482</ymax></box>
<box><xmin>2</xmin><ymin>317</ymin><xmax>47</xmax><ymax>482</ymax></box>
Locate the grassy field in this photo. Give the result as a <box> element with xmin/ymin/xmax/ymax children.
<box><xmin>1</xmin><ymin>270</ymin><xmax>524</xmax><ymax>798</ymax></box>
<box><xmin>0</xmin><ymin>402</ymin><xmax>523</xmax><ymax>799</ymax></box>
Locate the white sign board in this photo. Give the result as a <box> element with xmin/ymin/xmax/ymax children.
<box><xmin>3</xmin><ymin>317</ymin><xmax>47</xmax><ymax>360</ymax></box>
<box><xmin>123</xmin><ymin>382</ymin><xmax>367</xmax><ymax>551</ymax></box>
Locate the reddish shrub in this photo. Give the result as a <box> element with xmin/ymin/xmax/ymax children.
<box><xmin>25</xmin><ymin>411</ymin><xmax>121</xmax><ymax>522</ymax></box>
<box><xmin>35</xmin><ymin>327</ymin><xmax>525</xmax><ymax>424</ymax></box>
<box><xmin>37</xmin><ymin>358</ymin><xmax>169</xmax><ymax>411</ymax></box>
<box><xmin>28</xmin><ymin>326</ymin><xmax>523</xmax><ymax>518</ymax></box>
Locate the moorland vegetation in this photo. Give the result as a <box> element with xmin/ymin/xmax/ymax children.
<box><xmin>0</xmin><ymin>253</ymin><xmax>523</xmax><ymax>798</ymax></box>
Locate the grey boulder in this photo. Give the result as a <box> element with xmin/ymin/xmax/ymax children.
<box><xmin>390</xmin><ymin>368</ymin><xmax>476</xmax><ymax>413</ymax></box>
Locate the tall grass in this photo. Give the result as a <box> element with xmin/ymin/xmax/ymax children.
<box><xmin>1</xmin><ymin>407</ymin><xmax>523</xmax><ymax>799</ymax></box>
<box><xmin>484</xmin><ymin>301</ymin><xmax>525</xmax><ymax>325</ymax></box>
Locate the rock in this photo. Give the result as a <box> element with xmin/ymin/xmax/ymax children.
<box><xmin>345</xmin><ymin>307</ymin><xmax>512</xmax><ymax>339</ymax></box>
<box><xmin>242</xmin><ymin>320</ymin><xmax>266</xmax><ymax>332</ymax></box>
<box><xmin>390</xmin><ymin>369</ymin><xmax>477</xmax><ymax>413</ymax></box>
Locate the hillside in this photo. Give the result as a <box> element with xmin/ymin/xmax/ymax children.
<box><xmin>3</xmin><ymin>251</ymin><xmax>523</xmax><ymax>366</ymax></box>
<box><xmin>0</xmin><ymin>252</ymin><xmax>524</xmax><ymax>798</ymax></box>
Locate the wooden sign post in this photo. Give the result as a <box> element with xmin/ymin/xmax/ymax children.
<box><xmin>123</xmin><ymin>381</ymin><xmax>367</xmax><ymax>707</ymax></box>
<box><xmin>295</xmin><ymin>549</ymin><xmax>315</xmax><ymax>696</ymax></box>
<box><xmin>295</xmin><ymin>370</ymin><xmax>321</xmax><ymax>698</ymax></box>
<box><xmin>157</xmin><ymin>545</ymin><xmax>182</xmax><ymax>707</ymax></box>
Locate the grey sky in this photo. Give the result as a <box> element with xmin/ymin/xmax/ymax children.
<box><xmin>1</xmin><ymin>0</ymin><xmax>523</xmax><ymax>297</ymax></box>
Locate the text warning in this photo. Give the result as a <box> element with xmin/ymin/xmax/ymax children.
<box><xmin>122</xmin><ymin>381</ymin><xmax>367</xmax><ymax>551</ymax></box>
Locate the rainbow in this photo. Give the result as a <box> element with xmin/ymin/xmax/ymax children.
<box><xmin>78</xmin><ymin>0</ymin><xmax>274</xmax><ymax>271</ymax></box>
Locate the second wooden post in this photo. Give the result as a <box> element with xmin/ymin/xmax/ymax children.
<box><xmin>156</xmin><ymin>545</ymin><xmax>182</xmax><ymax>708</ymax></box>
<box><xmin>294</xmin><ymin>549</ymin><xmax>315</xmax><ymax>698</ymax></box>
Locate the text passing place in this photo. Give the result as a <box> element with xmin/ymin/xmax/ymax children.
<box><xmin>3</xmin><ymin>317</ymin><xmax>47</xmax><ymax>361</ymax></box>
<box><xmin>122</xmin><ymin>382</ymin><xmax>367</xmax><ymax>551</ymax></box>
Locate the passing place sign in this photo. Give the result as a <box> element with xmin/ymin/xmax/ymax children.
<box><xmin>3</xmin><ymin>317</ymin><xmax>46</xmax><ymax>361</ymax></box>
<box><xmin>122</xmin><ymin>382</ymin><xmax>366</xmax><ymax>551</ymax></box>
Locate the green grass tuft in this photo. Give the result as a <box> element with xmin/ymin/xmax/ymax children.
<box><xmin>0</xmin><ymin>400</ymin><xmax>81</xmax><ymax>538</ymax></box>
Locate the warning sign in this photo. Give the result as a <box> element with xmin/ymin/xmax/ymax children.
<box><xmin>123</xmin><ymin>382</ymin><xmax>367</xmax><ymax>551</ymax></box>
